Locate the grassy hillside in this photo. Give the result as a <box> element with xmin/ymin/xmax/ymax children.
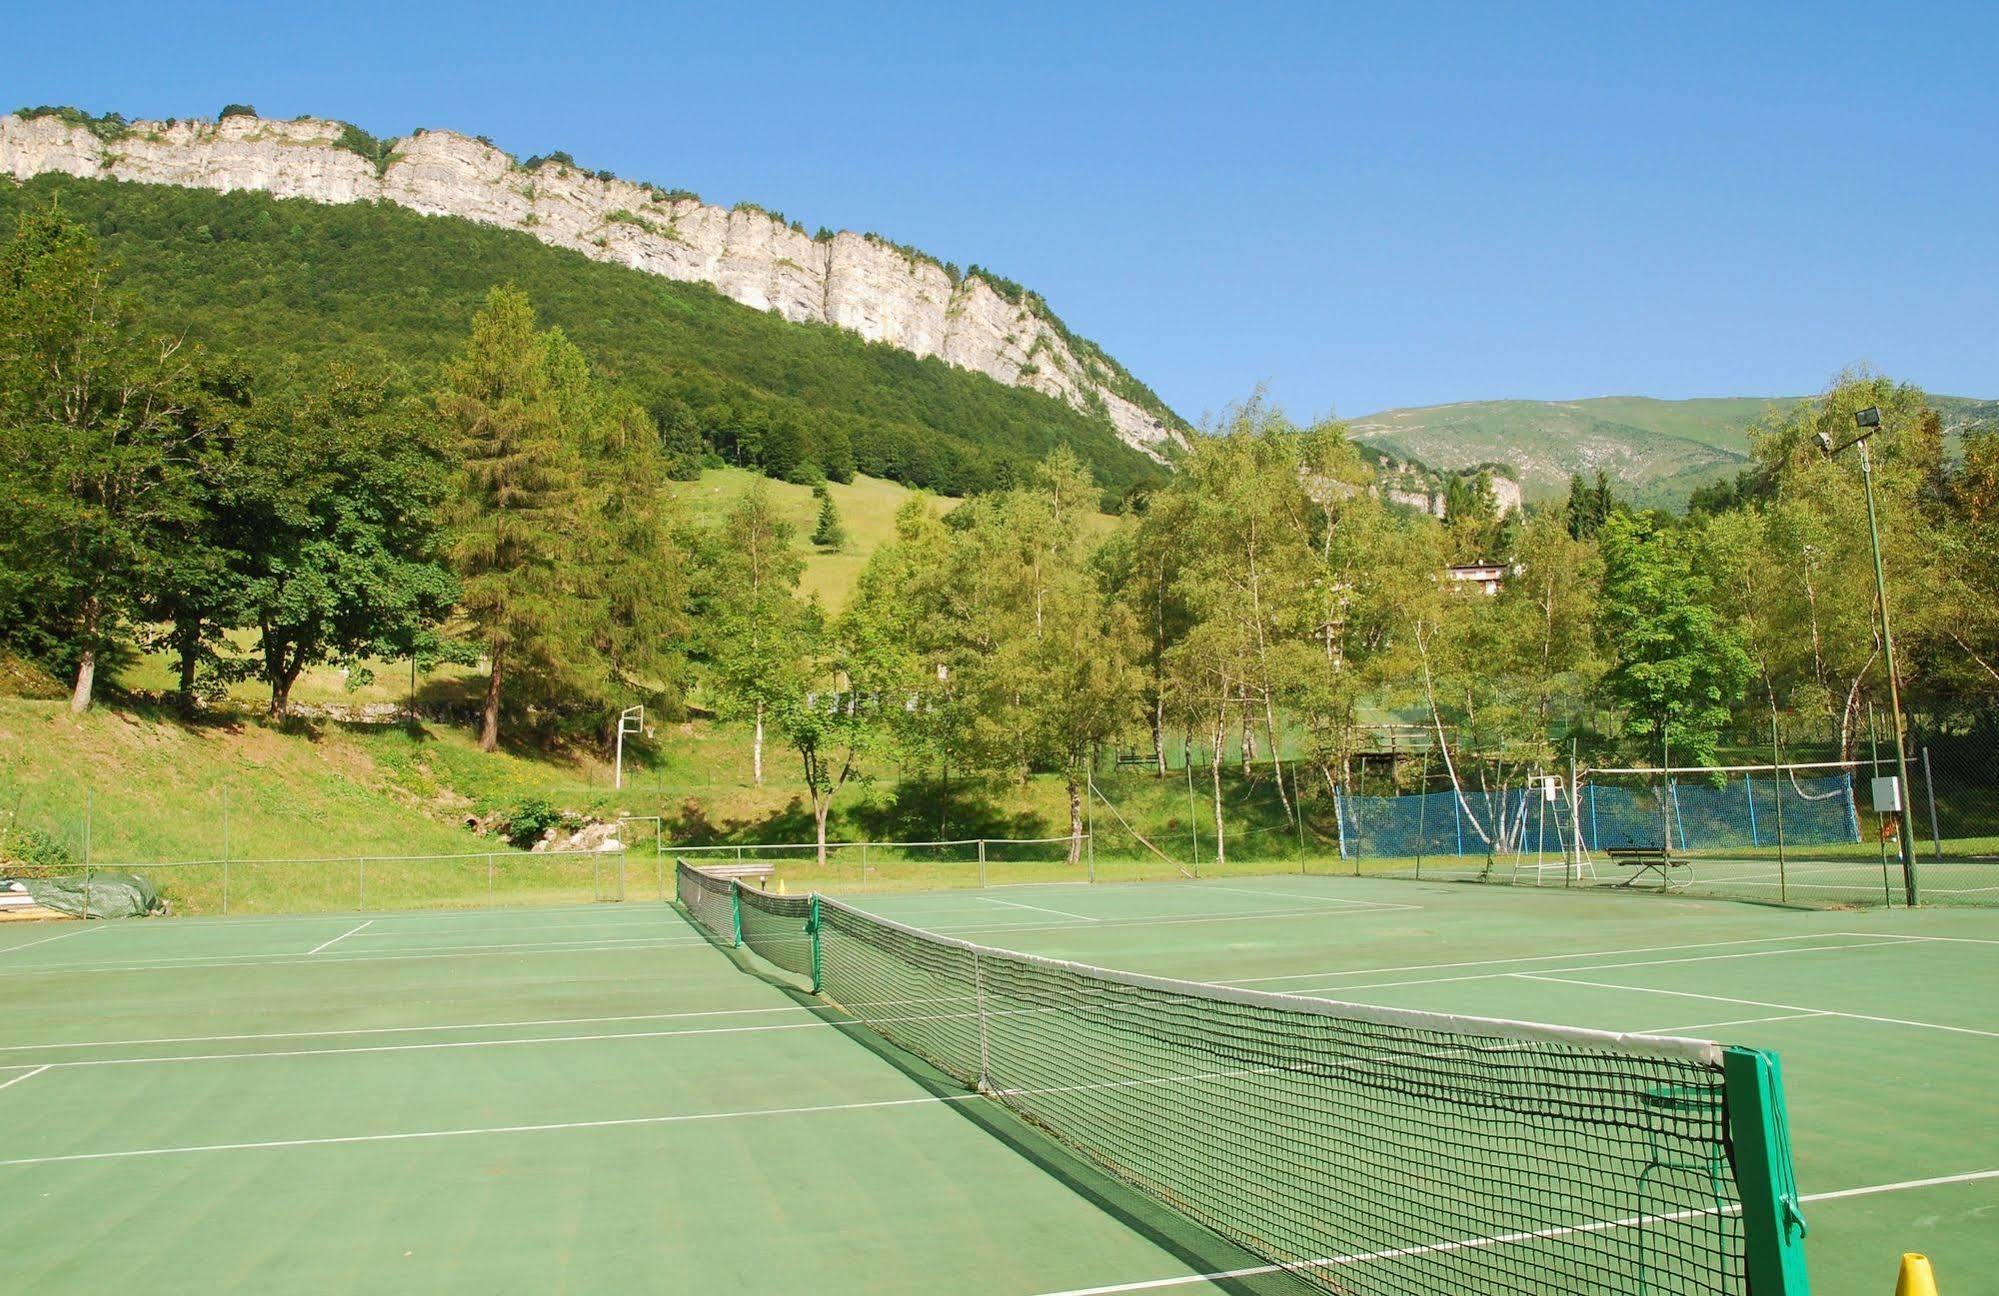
<box><xmin>1349</xmin><ymin>397</ymin><xmax>1782</xmax><ymax>505</ymax></box>
<box><xmin>668</xmin><ymin>467</ymin><xmax>960</xmax><ymax>610</ymax></box>
<box><xmin>0</xmin><ymin>173</ymin><xmax>1173</xmax><ymax>499</ymax></box>
<box><xmin>0</xmin><ymin>691</ymin><xmax>1318</xmax><ymax>913</ymax></box>
<box><xmin>1350</xmin><ymin>394</ymin><xmax>1996</xmax><ymax>507</ymax></box>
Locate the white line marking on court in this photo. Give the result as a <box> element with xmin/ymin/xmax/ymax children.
<box><xmin>1640</xmin><ymin>1011</ymin><xmax>1832</xmax><ymax>1034</ymax></box>
<box><xmin>303</xmin><ymin>916</ymin><xmax>371</xmax><ymax>956</ymax></box>
<box><xmin>1024</xmin><ymin>1168</ymin><xmax>1999</xmax><ymax>1296</ymax></box>
<box><xmin>1516</xmin><ymin>974</ymin><xmax>1999</xmax><ymax>1041</ymax></box>
<box><xmin>0</xmin><ymin>1091</ymin><xmax>985</xmax><ymax>1169</ymax></box>
<box><xmin>0</xmin><ymin>1065</ymin><xmax>49</xmax><ymax>1093</ymax></box>
<box><xmin>1802</xmin><ymin>1167</ymin><xmax>1999</xmax><ymax>1201</ymax></box>
<box><xmin>978</xmin><ymin>896</ymin><xmax>1101</xmax><ymax>922</ymax></box>
<box><xmin>0</xmin><ymin>926</ymin><xmax>94</xmax><ymax>955</ymax></box>
<box><xmin>1215</xmin><ymin>931</ymin><xmax>1888</xmax><ymax>986</ymax></box>
<box><xmin>0</xmin><ymin>1004</ymin><xmax>817</xmax><ymax>1054</ymax></box>
<box><xmin>922</xmin><ymin>904</ymin><xmax>1416</xmax><ymax>942</ymax></box>
<box><xmin>1193</xmin><ymin>883</ymin><xmax>1405</xmax><ymax>909</ymax></box>
<box><xmin>20</xmin><ymin>1020</ymin><xmax>852</xmax><ymax>1070</ymax></box>
<box><xmin>1279</xmin><ymin>938</ymin><xmax>1918</xmax><ymax>996</ymax></box>
<box><xmin>0</xmin><ymin>935</ymin><xmax>716</xmax><ymax>979</ymax></box>
<box><xmin>1870</xmin><ymin>932</ymin><xmax>1999</xmax><ymax>948</ymax></box>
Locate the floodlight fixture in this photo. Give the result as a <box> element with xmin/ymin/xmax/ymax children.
<box><xmin>1855</xmin><ymin>406</ymin><xmax>1882</xmax><ymax>428</ymax></box>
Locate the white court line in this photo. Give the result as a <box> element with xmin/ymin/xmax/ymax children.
<box><xmin>0</xmin><ymin>1058</ymin><xmax>1290</xmax><ymax>1171</ymax></box>
<box><xmin>1278</xmin><ymin>938</ymin><xmax>1917</xmax><ymax>996</ymax></box>
<box><xmin>0</xmin><ymin>1091</ymin><xmax>981</xmax><ymax>1169</ymax></box>
<box><xmin>306</xmin><ymin>921</ymin><xmax>374</xmax><ymax>956</ymax></box>
<box><xmin>1194</xmin><ymin>883</ymin><xmax>1398</xmax><ymax>908</ymax></box>
<box><xmin>0</xmin><ymin>903</ymin><xmax>1403</xmax><ymax>980</ymax></box>
<box><xmin>978</xmin><ymin>896</ymin><xmax>1101</xmax><ymax>922</ymax></box>
<box><xmin>1516</xmin><ymin>973</ymin><xmax>1999</xmax><ymax>1041</ymax></box>
<box><xmin>1216</xmin><ymin>932</ymin><xmax>1882</xmax><ymax>986</ymax></box>
<box><xmin>1872</xmin><ymin>932</ymin><xmax>1999</xmax><ymax>948</ymax></box>
<box><xmin>112</xmin><ymin>906</ymin><xmax>685</xmax><ymax>934</ymax></box>
<box><xmin>1026</xmin><ymin>1169</ymin><xmax>1999</xmax><ymax>1296</ymax></box>
<box><xmin>0</xmin><ymin>935</ymin><xmax>715</xmax><ymax>979</ymax></box>
<box><xmin>1639</xmin><ymin>1011</ymin><xmax>1832</xmax><ymax>1034</ymax></box>
<box><xmin>0</xmin><ymin>926</ymin><xmax>95</xmax><ymax>955</ymax></box>
<box><xmin>0</xmin><ymin>1065</ymin><xmax>49</xmax><ymax>1093</ymax></box>
<box><xmin>3</xmin><ymin>999</ymin><xmax>1111</xmax><ymax>1071</ymax></box>
<box><xmin>886</xmin><ymin>906</ymin><xmax>1415</xmax><ymax>946</ymax></box>
<box><xmin>1804</xmin><ymin>1167</ymin><xmax>1999</xmax><ymax>1201</ymax></box>
<box><xmin>12</xmin><ymin>1019</ymin><xmax>854</xmax><ymax>1071</ymax></box>
<box><xmin>0</xmin><ymin>1004</ymin><xmax>815</xmax><ymax>1054</ymax></box>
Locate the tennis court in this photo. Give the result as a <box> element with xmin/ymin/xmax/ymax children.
<box><xmin>0</xmin><ymin>875</ymin><xmax>1991</xmax><ymax>1293</ymax></box>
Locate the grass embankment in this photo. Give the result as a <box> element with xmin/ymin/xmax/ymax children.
<box><xmin>0</xmin><ymin>680</ymin><xmax>1338</xmax><ymax>915</ymax></box>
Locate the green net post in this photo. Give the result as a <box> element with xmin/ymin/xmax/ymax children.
<box><xmin>730</xmin><ymin>882</ymin><xmax>742</xmax><ymax>947</ymax></box>
<box><xmin>808</xmin><ymin>895</ymin><xmax>822</xmax><ymax>993</ymax></box>
<box><xmin>1723</xmin><ymin>1046</ymin><xmax>1810</xmax><ymax>1295</ymax></box>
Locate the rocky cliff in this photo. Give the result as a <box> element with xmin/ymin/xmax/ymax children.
<box><xmin>0</xmin><ymin>110</ymin><xmax>1184</xmax><ymax>458</ymax></box>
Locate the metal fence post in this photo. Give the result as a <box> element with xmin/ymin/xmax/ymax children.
<box><xmin>1769</xmin><ymin>717</ymin><xmax>1788</xmax><ymax>903</ymax></box>
<box><xmin>488</xmin><ymin>853</ymin><xmax>495</xmax><ymax>904</ymax></box>
<box><xmin>977</xmin><ymin>839</ymin><xmax>987</xmax><ymax>888</ymax></box>
<box><xmin>83</xmin><ymin>787</ymin><xmax>93</xmax><ymax>920</ymax></box>
<box><xmin>358</xmin><ymin>858</ymin><xmax>366</xmax><ymax>911</ymax></box>
<box><xmin>1085</xmin><ymin>772</ymin><xmax>1096</xmax><ymax>884</ymax></box>
<box><xmin>1415</xmin><ymin>753</ymin><xmax>1431</xmax><ymax>879</ymax></box>
<box><xmin>1921</xmin><ymin>746</ymin><xmax>1943</xmax><ymax>862</ymax></box>
<box><xmin>222</xmin><ymin>786</ymin><xmax>231</xmax><ymax>916</ymax></box>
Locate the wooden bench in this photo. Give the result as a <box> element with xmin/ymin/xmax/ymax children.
<box><xmin>1114</xmin><ymin>750</ymin><xmax>1155</xmax><ymax>771</ymax></box>
<box><xmin>1606</xmin><ymin>846</ymin><xmax>1690</xmax><ymax>891</ymax></box>
<box><xmin>690</xmin><ymin>861</ymin><xmax>779</xmax><ymax>888</ymax></box>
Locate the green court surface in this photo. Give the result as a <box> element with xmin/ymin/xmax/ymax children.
<box><xmin>0</xmin><ymin>877</ymin><xmax>1992</xmax><ymax>1294</ymax></box>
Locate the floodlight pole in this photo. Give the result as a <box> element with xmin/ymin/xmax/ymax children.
<box><xmin>1822</xmin><ymin>411</ymin><xmax>1918</xmax><ymax>905</ymax></box>
<box><xmin>614</xmin><ymin>705</ymin><xmax>646</xmax><ymax>792</ymax></box>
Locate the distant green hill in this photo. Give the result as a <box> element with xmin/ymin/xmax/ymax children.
<box><xmin>0</xmin><ymin>174</ymin><xmax>1170</xmax><ymax>500</ymax></box>
<box><xmin>1348</xmin><ymin>397</ymin><xmax>1781</xmax><ymax>506</ymax></box>
<box><xmin>1350</xmin><ymin>394</ymin><xmax>1997</xmax><ymax>506</ymax></box>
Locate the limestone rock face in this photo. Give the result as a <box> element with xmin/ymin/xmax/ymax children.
<box><xmin>0</xmin><ymin>112</ymin><xmax>1183</xmax><ymax>458</ymax></box>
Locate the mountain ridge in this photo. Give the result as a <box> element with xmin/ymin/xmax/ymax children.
<box><xmin>0</xmin><ymin>105</ymin><xmax>1187</xmax><ymax>458</ymax></box>
<box><xmin>1350</xmin><ymin>394</ymin><xmax>1999</xmax><ymax>505</ymax></box>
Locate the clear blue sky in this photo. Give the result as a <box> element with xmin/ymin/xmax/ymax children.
<box><xmin>6</xmin><ymin>1</ymin><xmax>1994</xmax><ymax>420</ymax></box>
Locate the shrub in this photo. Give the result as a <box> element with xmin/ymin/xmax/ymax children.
<box><xmin>16</xmin><ymin>105</ymin><xmax>130</xmax><ymax>143</ymax></box>
<box><xmin>2</xmin><ymin>826</ymin><xmax>73</xmax><ymax>874</ymax></box>
<box><xmin>219</xmin><ymin>103</ymin><xmax>258</xmax><ymax>120</ymax></box>
<box><xmin>334</xmin><ymin>123</ymin><xmax>399</xmax><ymax>175</ymax></box>
<box><xmin>499</xmin><ymin>797</ymin><xmax>564</xmax><ymax>849</ymax></box>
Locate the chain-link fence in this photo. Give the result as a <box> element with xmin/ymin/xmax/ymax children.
<box><xmin>1329</xmin><ymin>731</ymin><xmax>1997</xmax><ymax>909</ymax></box>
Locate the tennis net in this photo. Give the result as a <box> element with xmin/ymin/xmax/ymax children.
<box><xmin>674</xmin><ymin>861</ymin><xmax>737</xmax><ymax>944</ymax></box>
<box><xmin>674</xmin><ymin>861</ymin><xmax>1807</xmax><ymax>1295</ymax></box>
<box><xmin>737</xmin><ymin>883</ymin><xmax>817</xmax><ymax>983</ymax></box>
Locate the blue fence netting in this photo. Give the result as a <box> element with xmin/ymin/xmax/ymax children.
<box><xmin>1336</xmin><ymin>771</ymin><xmax>1862</xmax><ymax>860</ymax></box>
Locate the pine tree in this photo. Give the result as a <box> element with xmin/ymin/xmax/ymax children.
<box><xmin>438</xmin><ymin>286</ymin><xmax>585</xmax><ymax>751</ymax></box>
<box><xmin>812</xmin><ymin>491</ymin><xmax>847</xmax><ymax>550</ymax></box>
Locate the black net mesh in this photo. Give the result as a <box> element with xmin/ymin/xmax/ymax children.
<box><xmin>675</xmin><ymin>861</ymin><xmax>737</xmax><ymax>944</ymax></box>
<box><xmin>736</xmin><ymin>885</ymin><xmax>816</xmax><ymax>982</ymax></box>
<box><xmin>813</xmin><ymin>898</ymin><xmax>1746</xmax><ymax>1296</ymax></box>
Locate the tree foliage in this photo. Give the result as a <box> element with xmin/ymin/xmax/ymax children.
<box><xmin>0</xmin><ymin>176</ymin><xmax>1171</xmax><ymax>503</ymax></box>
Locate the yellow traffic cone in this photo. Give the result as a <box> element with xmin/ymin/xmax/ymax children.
<box><xmin>1894</xmin><ymin>1253</ymin><xmax>1938</xmax><ymax>1296</ymax></box>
